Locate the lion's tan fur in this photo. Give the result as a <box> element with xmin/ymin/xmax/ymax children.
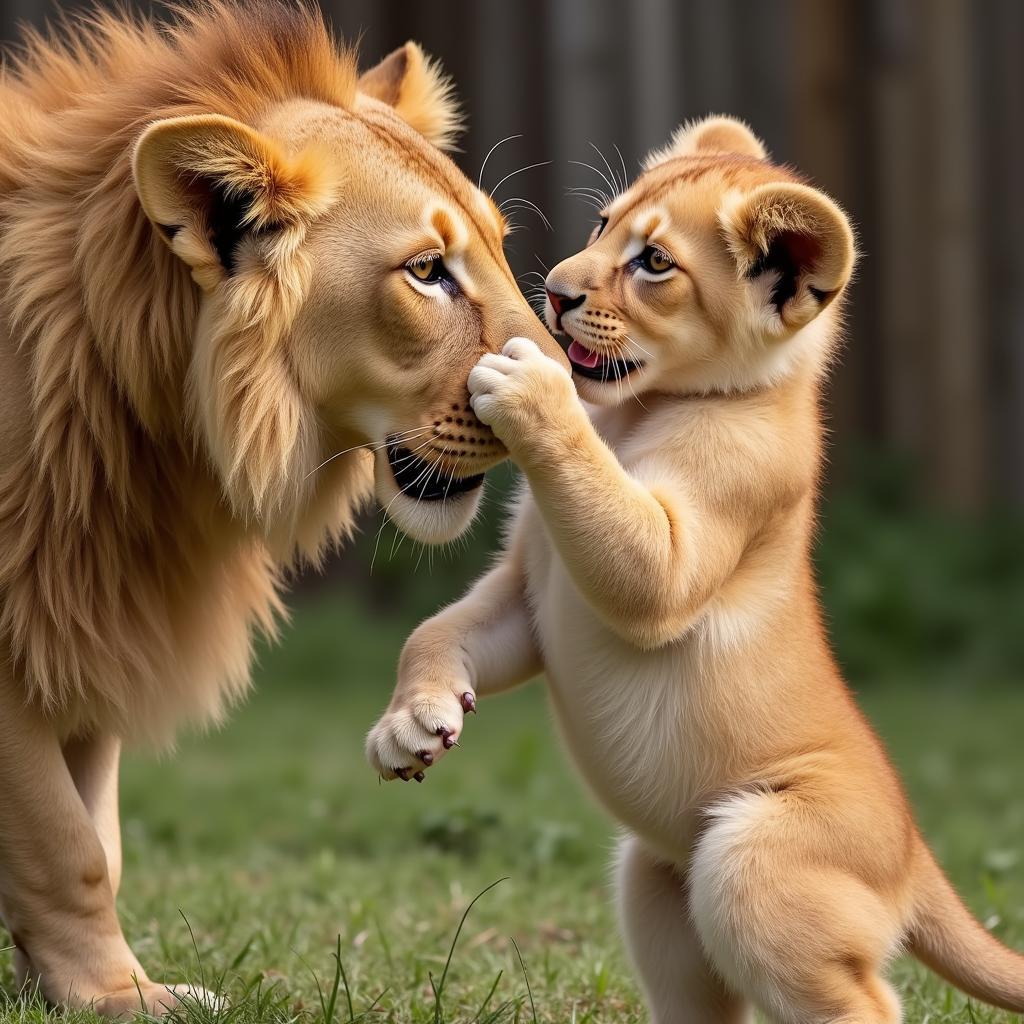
<box><xmin>0</xmin><ymin>4</ymin><xmax>558</xmax><ymax>1012</ymax></box>
<box><xmin>0</xmin><ymin>3</ymin><xmax>363</xmax><ymax>740</ymax></box>
<box><xmin>0</xmin><ymin>3</ymin><xmax>483</xmax><ymax>744</ymax></box>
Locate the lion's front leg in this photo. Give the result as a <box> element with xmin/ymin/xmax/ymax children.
<box><xmin>62</xmin><ymin>733</ymin><xmax>123</xmax><ymax>899</ymax></box>
<box><xmin>0</xmin><ymin>669</ymin><xmax>213</xmax><ymax>1017</ymax></box>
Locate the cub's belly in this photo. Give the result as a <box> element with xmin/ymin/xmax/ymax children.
<box><xmin>528</xmin><ymin>558</ymin><xmax>712</xmax><ymax>849</ymax></box>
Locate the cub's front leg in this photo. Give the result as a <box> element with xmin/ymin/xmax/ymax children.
<box><xmin>366</xmin><ymin>553</ymin><xmax>541</xmax><ymax>781</ymax></box>
<box><xmin>365</xmin><ymin>639</ymin><xmax>477</xmax><ymax>783</ymax></box>
<box><xmin>469</xmin><ymin>339</ymin><xmax>758</xmax><ymax>650</ymax></box>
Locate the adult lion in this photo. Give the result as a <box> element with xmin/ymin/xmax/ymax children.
<box><xmin>0</xmin><ymin>2</ymin><xmax>558</xmax><ymax>1014</ymax></box>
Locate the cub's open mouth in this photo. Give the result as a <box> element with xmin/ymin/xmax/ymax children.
<box><xmin>565</xmin><ymin>339</ymin><xmax>644</xmax><ymax>381</ymax></box>
<box><xmin>387</xmin><ymin>441</ymin><xmax>485</xmax><ymax>502</ymax></box>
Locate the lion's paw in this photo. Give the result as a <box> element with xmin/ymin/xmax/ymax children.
<box><xmin>92</xmin><ymin>982</ymin><xmax>223</xmax><ymax>1018</ymax></box>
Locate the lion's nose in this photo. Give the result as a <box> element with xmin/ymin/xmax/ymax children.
<box><xmin>546</xmin><ymin>289</ymin><xmax>586</xmax><ymax>317</ymax></box>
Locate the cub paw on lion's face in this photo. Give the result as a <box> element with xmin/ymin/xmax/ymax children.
<box><xmin>132</xmin><ymin>41</ymin><xmax>565</xmax><ymax>545</ymax></box>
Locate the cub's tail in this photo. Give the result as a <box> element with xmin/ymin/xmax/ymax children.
<box><xmin>909</xmin><ymin>840</ymin><xmax>1024</xmax><ymax>1012</ymax></box>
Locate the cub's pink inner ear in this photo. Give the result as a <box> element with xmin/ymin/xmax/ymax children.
<box><xmin>721</xmin><ymin>182</ymin><xmax>856</xmax><ymax>331</ymax></box>
<box><xmin>357</xmin><ymin>41</ymin><xmax>463</xmax><ymax>151</ymax></box>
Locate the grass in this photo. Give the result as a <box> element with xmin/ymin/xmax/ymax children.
<box><xmin>1</xmin><ymin>588</ymin><xmax>1022</xmax><ymax>1023</ymax></box>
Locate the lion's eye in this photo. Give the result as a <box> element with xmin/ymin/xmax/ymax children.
<box><xmin>639</xmin><ymin>246</ymin><xmax>674</xmax><ymax>274</ymax></box>
<box><xmin>407</xmin><ymin>255</ymin><xmax>446</xmax><ymax>284</ymax></box>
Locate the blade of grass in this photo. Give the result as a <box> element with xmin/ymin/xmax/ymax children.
<box><xmin>227</xmin><ymin>934</ymin><xmax>255</xmax><ymax>973</ymax></box>
<box><xmin>433</xmin><ymin>877</ymin><xmax>508</xmax><ymax>1024</ymax></box>
<box><xmin>178</xmin><ymin>910</ymin><xmax>208</xmax><ymax>997</ymax></box>
<box><xmin>332</xmin><ymin>936</ymin><xmax>355</xmax><ymax>1023</ymax></box>
<box><xmin>509</xmin><ymin>937</ymin><xmax>537</xmax><ymax>1024</ymax></box>
<box><xmin>470</xmin><ymin>969</ymin><xmax>503</xmax><ymax>1023</ymax></box>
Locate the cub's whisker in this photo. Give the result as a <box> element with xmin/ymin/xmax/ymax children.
<box><xmin>589</xmin><ymin>141</ymin><xmax>624</xmax><ymax>196</ymax></box>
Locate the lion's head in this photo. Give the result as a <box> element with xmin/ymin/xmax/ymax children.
<box><xmin>127</xmin><ymin>6</ymin><xmax>561</xmax><ymax>544</ymax></box>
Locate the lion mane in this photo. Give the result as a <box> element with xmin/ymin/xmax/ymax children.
<box><xmin>0</xmin><ymin>2</ymin><xmax>456</xmax><ymax>742</ymax></box>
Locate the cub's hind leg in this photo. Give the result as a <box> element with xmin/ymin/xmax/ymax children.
<box><xmin>689</xmin><ymin>791</ymin><xmax>905</xmax><ymax>1024</ymax></box>
<box><xmin>616</xmin><ymin>834</ymin><xmax>754</xmax><ymax>1024</ymax></box>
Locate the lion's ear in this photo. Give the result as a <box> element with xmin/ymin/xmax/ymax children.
<box><xmin>358</xmin><ymin>42</ymin><xmax>463</xmax><ymax>151</ymax></box>
<box><xmin>133</xmin><ymin>114</ymin><xmax>338</xmax><ymax>289</ymax></box>
<box><xmin>720</xmin><ymin>182</ymin><xmax>856</xmax><ymax>331</ymax></box>
<box><xmin>645</xmin><ymin>116</ymin><xmax>767</xmax><ymax>170</ymax></box>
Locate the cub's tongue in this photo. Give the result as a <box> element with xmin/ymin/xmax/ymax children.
<box><xmin>568</xmin><ymin>340</ymin><xmax>601</xmax><ymax>368</ymax></box>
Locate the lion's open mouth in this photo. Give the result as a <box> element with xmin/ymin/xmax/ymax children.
<box><xmin>565</xmin><ymin>340</ymin><xmax>644</xmax><ymax>381</ymax></box>
<box><xmin>387</xmin><ymin>441</ymin><xmax>485</xmax><ymax>502</ymax></box>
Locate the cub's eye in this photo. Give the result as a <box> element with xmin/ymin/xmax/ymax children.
<box><xmin>406</xmin><ymin>254</ymin><xmax>446</xmax><ymax>284</ymax></box>
<box><xmin>639</xmin><ymin>246</ymin><xmax>674</xmax><ymax>274</ymax></box>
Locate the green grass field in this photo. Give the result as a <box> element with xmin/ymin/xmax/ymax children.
<box><xmin>1</xmin><ymin>590</ymin><xmax>1022</xmax><ymax>1023</ymax></box>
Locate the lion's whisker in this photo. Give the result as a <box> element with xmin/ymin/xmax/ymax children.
<box><xmin>303</xmin><ymin>426</ymin><xmax>432</xmax><ymax>481</ymax></box>
<box><xmin>489</xmin><ymin>160</ymin><xmax>552</xmax><ymax>199</ymax></box>
<box><xmin>477</xmin><ymin>133</ymin><xmax>523</xmax><ymax>191</ymax></box>
<box><xmin>498</xmin><ymin>197</ymin><xmax>552</xmax><ymax>231</ymax></box>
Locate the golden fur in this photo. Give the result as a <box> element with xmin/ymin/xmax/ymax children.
<box><xmin>0</xmin><ymin>2</ymin><xmax>558</xmax><ymax>1013</ymax></box>
<box><xmin>369</xmin><ymin>117</ymin><xmax>1024</xmax><ymax>1022</ymax></box>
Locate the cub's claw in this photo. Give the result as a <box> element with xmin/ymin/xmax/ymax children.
<box><xmin>366</xmin><ymin>684</ymin><xmax>472</xmax><ymax>780</ymax></box>
<box><xmin>413</xmin><ymin>771</ymin><xmax>426</xmax><ymax>783</ymax></box>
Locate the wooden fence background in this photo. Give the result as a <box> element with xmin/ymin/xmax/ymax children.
<box><xmin>3</xmin><ymin>0</ymin><xmax>1021</xmax><ymax>509</ymax></box>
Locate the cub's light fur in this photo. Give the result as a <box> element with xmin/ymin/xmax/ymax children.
<box><xmin>0</xmin><ymin>2</ymin><xmax>559</xmax><ymax>1015</ymax></box>
<box><xmin>369</xmin><ymin>116</ymin><xmax>1024</xmax><ymax>1023</ymax></box>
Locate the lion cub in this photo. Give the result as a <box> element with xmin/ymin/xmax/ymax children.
<box><xmin>367</xmin><ymin>117</ymin><xmax>1024</xmax><ymax>1023</ymax></box>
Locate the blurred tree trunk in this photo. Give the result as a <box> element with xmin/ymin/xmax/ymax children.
<box><xmin>793</xmin><ymin>0</ymin><xmax>875</xmax><ymax>479</ymax></box>
<box><xmin>870</xmin><ymin>0</ymin><xmax>929</xmax><ymax>462</ymax></box>
<box><xmin>980</xmin><ymin>0</ymin><xmax>1024</xmax><ymax>505</ymax></box>
<box><xmin>917</xmin><ymin>0</ymin><xmax>987</xmax><ymax>510</ymax></box>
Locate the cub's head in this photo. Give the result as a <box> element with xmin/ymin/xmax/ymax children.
<box><xmin>132</xmin><ymin>12</ymin><xmax>560</xmax><ymax>544</ymax></box>
<box><xmin>545</xmin><ymin>116</ymin><xmax>855</xmax><ymax>404</ymax></box>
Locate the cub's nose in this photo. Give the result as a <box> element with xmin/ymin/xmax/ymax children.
<box><xmin>546</xmin><ymin>289</ymin><xmax>586</xmax><ymax>317</ymax></box>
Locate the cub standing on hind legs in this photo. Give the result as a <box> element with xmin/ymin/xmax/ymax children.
<box><xmin>368</xmin><ymin>115</ymin><xmax>1024</xmax><ymax>1023</ymax></box>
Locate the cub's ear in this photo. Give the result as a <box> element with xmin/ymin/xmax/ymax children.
<box><xmin>358</xmin><ymin>42</ymin><xmax>463</xmax><ymax>151</ymax></box>
<box><xmin>133</xmin><ymin>114</ymin><xmax>338</xmax><ymax>289</ymax></box>
<box><xmin>720</xmin><ymin>182</ymin><xmax>855</xmax><ymax>331</ymax></box>
<box><xmin>645</xmin><ymin>115</ymin><xmax>767</xmax><ymax>170</ymax></box>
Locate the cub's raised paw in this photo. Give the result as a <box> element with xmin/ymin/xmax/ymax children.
<box><xmin>467</xmin><ymin>337</ymin><xmax>576</xmax><ymax>445</ymax></box>
<box><xmin>366</xmin><ymin>688</ymin><xmax>476</xmax><ymax>782</ymax></box>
